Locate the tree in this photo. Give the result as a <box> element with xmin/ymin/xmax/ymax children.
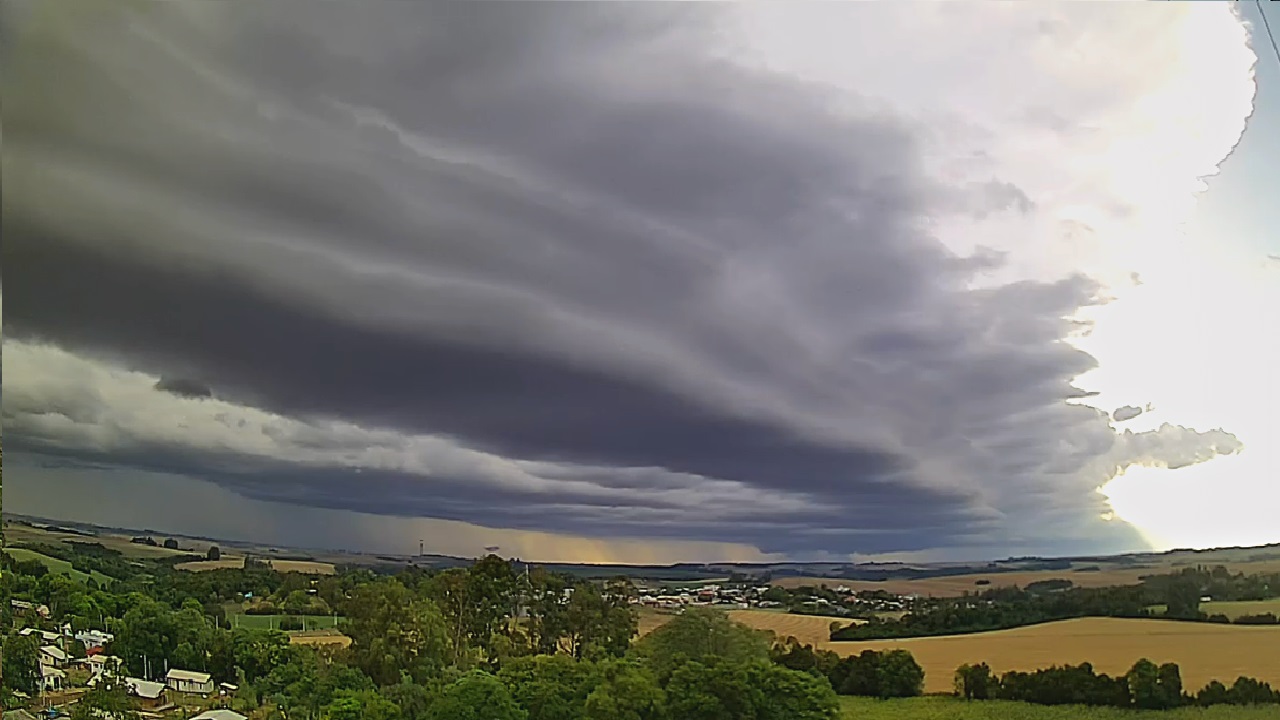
<box><xmin>164</xmin><ymin>538</ymin><xmax>180</xmax><ymax>550</ymax></box>
<box><xmin>1126</xmin><ymin>658</ymin><xmax>1181</xmax><ymax>710</ymax></box>
<box><xmin>664</xmin><ymin>659</ymin><xmax>838</xmax><ymax>720</ymax></box>
<box><xmin>69</xmin><ymin>679</ymin><xmax>142</xmax><ymax>720</ymax></box>
<box><xmin>875</xmin><ymin>649</ymin><xmax>925</xmax><ymax>698</ymax></box>
<box><xmin>583</xmin><ymin>661</ymin><xmax>666</xmax><ymax>720</ymax></box>
<box><xmin>425</xmin><ymin>671</ymin><xmax>527</xmax><ymax>720</ymax></box>
<box><xmin>1</xmin><ymin>635</ymin><xmax>40</xmax><ymax>696</ymax></box>
<box><xmin>325</xmin><ymin>689</ymin><xmax>403</xmax><ymax>720</ymax></box>
<box><xmin>344</xmin><ymin>579</ymin><xmax>452</xmax><ymax>685</ymax></box>
<box><xmin>498</xmin><ymin>654</ymin><xmax>601</xmax><ymax>720</ymax></box>
<box><xmin>207</xmin><ymin>546</ymin><xmax>222</xmax><ymax>561</ymax></box>
<box><xmin>629</xmin><ymin>608</ymin><xmax>770</xmax><ymax>681</ymax></box>
<box><xmin>954</xmin><ymin>662</ymin><xmax>995</xmax><ymax>700</ymax></box>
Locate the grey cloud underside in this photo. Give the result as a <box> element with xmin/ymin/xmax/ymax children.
<box><xmin>0</xmin><ymin>1</ymin><xmax>1238</xmax><ymax>556</ymax></box>
<box><xmin>1112</xmin><ymin>405</ymin><xmax>1145</xmax><ymax>422</ymax></box>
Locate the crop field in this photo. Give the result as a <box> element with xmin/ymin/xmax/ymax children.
<box><xmin>827</xmin><ymin>618</ymin><xmax>1280</xmax><ymax>694</ymax></box>
<box><xmin>839</xmin><ymin>696</ymin><xmax>1280</xmax><ymax>719</ymax></box>
<box><xmin>175</xmin><ymin>557</ymin><xmax>336</xmax><ymax>574</ymax></box>
<box><xmin>1200</xmin><ymin>599</ymin><xmax>1280</xmax><ymax>619</ymax></box>
<box><xmin>637</xmin><ymin>608</ymin><xmax>862</xmax><ymax>646</ymax></box>
<box><xmin>2</xmin><ymin>523</ymin><xmax>188</xmax><ymax>559</ymax></box>
<box><xmin>2</xmin><ymin>548</ymin><xmax>115</xmax><ymax>586</ymax></box>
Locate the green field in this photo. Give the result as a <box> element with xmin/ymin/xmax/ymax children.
<box><xmin>840</xmin><ymin>697</ymin><xmax>1280</xmax><ymax>719</ymax></box>
<box><xmin>3</xmin><ymin>548</ymin><xmax>115</xmax><ymax>586</ymax></box>
<box><xmin>228</xmin><ymin>613</ymin><xmax>342</xmax><ymax>631</ymax></box>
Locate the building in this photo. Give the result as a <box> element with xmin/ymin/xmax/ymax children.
<box><xmin>39</xmin><ymin>665</ymin><xmax>66</xmax><ymax>694</ymax></box>
<box><xmin>39</xmin><ymin>645</ymin><xmax>69</xmax><ymax>668</ymax></box>
<box><xmin>10</xmin><ymin>600</ymin><xmax>51</xmax><ymax>619</ymax></box>
<box><xmin>3</xmin><ymin>709</ymin><xmax>41</xmax><ymax>720</ymax></box>
<box><xmin>166</xmin><ymin>669</ymin><xmax>215</xmax><ymax>695</ymax></box>
<box><xmin>75</xmin><ymin>629</ymin><xmax>115</xmax><ymax>650</ymax></box>
<box><xmin>76</xmin><ymin>654</ymin><xmax>124</xmax><ymax>678</ymax></box>
<box><xmin>189</xmin><ymin>711</ymin><xmax>249</xmax><ymax>720</ymax></box>
<box><xmin>18</xmin><ymin>628</ymin><xmax>61</xmax><ymax>643</ymax></box>
<box><xmin>122</xmin><ymin>677</ymin><xmax>168</xmax><ymax>710</ymax></box>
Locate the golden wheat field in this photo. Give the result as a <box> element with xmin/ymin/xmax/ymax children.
<box><xmin>637</xmin><ymin>608</ymin><xmax>861</xmax><ymax>647</ymax></box>
<box><xmin>823</xmin><ymin>618</ymin><xmax>1280</xmax><ymax>694</ymax></box>
<box><xmin>174</xmin><ymin>557</ymin><xmax>337</xmax><ymax>574</ymax></box>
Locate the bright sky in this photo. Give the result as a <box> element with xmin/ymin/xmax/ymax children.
<box><xmin>1095</xmin><ymin>1</ymin><xmax>1279</xmax><ymax>550</ymax></box>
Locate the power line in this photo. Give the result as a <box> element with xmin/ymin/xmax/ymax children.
<box><xmin>1257</xmin><ymin>0</ymin><xmax>1280</xmax><ymax>72</ymax></box>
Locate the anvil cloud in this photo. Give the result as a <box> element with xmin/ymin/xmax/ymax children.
<box><xmin>0</xmin><ymin>1</ymin><xmax>1263</xmax><ymax>561</ymax></box>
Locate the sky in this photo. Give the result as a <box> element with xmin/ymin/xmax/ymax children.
<box><xmin>2</xmin><ymin>1</ymin><xmax>1277</xmax><ymax>564</ymax></box>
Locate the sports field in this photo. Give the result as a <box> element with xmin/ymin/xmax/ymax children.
<box><xmin>228</xmin><ymin>613</ymin><xmax>342</xmax><ymax>631</ymax></box>
<box><xmin>840</xmin><ymin>696</ymin><xmax>1280</xmax><ymax>719</ymax></box>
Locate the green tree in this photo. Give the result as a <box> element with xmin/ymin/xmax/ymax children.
<box><xmin>583</xmin><ymin>661</ymin><xmax>666</xmax><ymax>720</ymax></box>
<box><xmin>325</xmin><ymin>689</ymin><xmax>402</xmax><ymax>720</ymax></box>
<box><xmin>954</xmin><ymin>662</ymin><xmax>995</xmax><ymax>700</ymax></box>
<box><xmin>630</xmin><ymin>608</ymin><xmax>770</xmax><ymax>681</ymax></box>
<box><xmin>0</xmin><ymin>635</ymin><xmax>40</xmax><ymax>696</ymax></box>
<box><xmin>876</xmin><ymin>649</ymin><xmax>925</xmax><ymax>698</ymax></box>
<box><xmin>345</xmin><ymin>579</ymin><xmax>451</xmax><ymax>685</ymax></box>
<box><xmin>665</xmin><ymin>659</ymin><xmax>838</xmax><ymax>720</ymax></box>
<box><xmin>425</xmin><ymin>671</ymin><xmax>527</xmax><ymax>720</ymax></box>
<box><xmin>498</xmin><ymin>654</ymin><xmax>601</xmax><ymax>720</ymax></box>
<box><xmin>207</xmin><ymin>545</ymin><xmax>222</xmax><ymax>561</ymax></box>
<box><xmin>69</xmin><ymin>679</ymin><xmax>142</xmax><ymax>720</ymax></box>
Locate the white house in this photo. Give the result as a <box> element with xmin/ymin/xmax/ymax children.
<box><xmin>39</xmin><ymin>645</ymin><xmax>69</xmax><ymax>668</ymax></box>
<box><xmin>75</xmin><ymin>629</ymin><xmax>114</xmax><ymax>650</ymax></box>
<box><xmin>19</xmin><ymin>628</ymin><xmax>61</xmax><ymax>643</ymax></box>
<box><xmin>39</xmin><ymin>665</ymin><xmax>66</xmax><ymax>694</ymax></box>
<box><xmin>166</xmin><ymin>669</ymin><xmax>215</xmax><ymax>695</ymax></box>
<box><xmin>77</xmin><ymin>654</ymin><xmax>123</xmax><ymax>678</ymax></box>
<box><xmin>188</xmin><ymin>711</ymin><xmax>249</xmax><ymax>720</ymax></box>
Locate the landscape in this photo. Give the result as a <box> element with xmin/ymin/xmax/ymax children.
<box><xmin>2</xmin><ymin>517</ymin><xmax>1280</xmax><ymax>718</ymax></box>
<box><xmin>4</xmin><ymin>1</ymin><xmax>1280</xmax><ymax>719</ymax></box>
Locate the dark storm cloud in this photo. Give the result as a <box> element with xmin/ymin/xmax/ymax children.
<box><xmin>1</xmin><ymin>1</ymin><xmax>1239</xmax><ymax>556</ymax></box>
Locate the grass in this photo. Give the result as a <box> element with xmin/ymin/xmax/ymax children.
<box><xmin>1201</xmin><ymin>600</ymin><xmax>1280</xmax><ymax>620</ymax></box>
<box><xmin>3</xmin><ymin>548</ymin><xmax>115</xmax><ymax>586</ymax></box>
<box><xmin>839</xmin><ymin>696</ymin><xmax>1280</xmax><ymax>719</ymax></box>
<box><xmin>228</xmin><ymin>613</ymin><xmax>342</xmax><ymax>631</ymax></box>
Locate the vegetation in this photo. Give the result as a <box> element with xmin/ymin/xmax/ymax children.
<box><xmin>2</xmin><ymin>537</ymin><xmax>1276</xmax><ymax>719</ymax></box>
<box><xmin>838</xmin><ymin>696</ymin><xmax>1280</xmax><ymax>719</ymax></box>
<box><xmin>831</xmin><ymin>567</ymin><xmax>1280</xmax><ymax>641</ymax></box>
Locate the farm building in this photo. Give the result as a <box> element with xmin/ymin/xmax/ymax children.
<box><xmin>166</xmin><ymin>668</ymin><xmax>215</xmax><ymax>695</ymax></box>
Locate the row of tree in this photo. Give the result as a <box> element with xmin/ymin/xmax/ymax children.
<box><xmin>954</xmin><ymin>659</ymin><xmax>1280</xmax><ymax>709</ymax></box>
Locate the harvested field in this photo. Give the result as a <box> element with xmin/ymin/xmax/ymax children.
<box><xmin>175</xmin><ymin>558</ymin><xmax>245</xmax><ymax>571</ymax></box>
<box><xmin>824</xmin><ymin>618</ymin><xmax>1280</xmax><ymax>694</ymax></box>
<box><xmin>271</xmin><ymin>560</ymin><xmax>336</xmax><ymax>575</ymax></box>
<box><xmin>288</xmin><ymin>630</ymin><xmax>352</xmax><ymax>648</ymax></box>
<box><xmin>174</xmin><ymin>558</ymin><xmax>335</xmax><ymax>574</ymax></box>
<box><xmin>775</xmin><ymin>556</ymin><xmax>1280</xmax><ymax>598</ymax></box>
<box><xmin>637</xmin><ymin>608</ymin><xmax>861</xmax><ymax>647</ymax></box>
<box><xmin>839</xmin><ymin>696</ymin><xmax>1280</xmax><ymax>719</ymax></box>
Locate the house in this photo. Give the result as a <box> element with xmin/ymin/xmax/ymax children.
<box><xmin>39</xmin><ymin>664</ymin><xmax>66</xmax><ymax>694</ymax></box>
<box><xmin>77</xmin><ymin>654</ymin><xmax>123</xmax><ymax>678</ymax></box>
<box><xmin>189</xmin><ymin>711</ymin><xmax>249</xmax><ymax>720</ymax></box>
<box><xmin>166</xmin><ymin>669</ymin><xmax>215</xmax><ymax>695</ymax></box>
<box><xmin>10</xmin><ymin>600</ymin><xmax>51</xmax><ymax>618</ymax></box>
<box><xmin>123</xmin><ymin>677</ymin><xmax>168</xmax><ymax>710</ymax></box>
<box><xmin>18</xmin><ymin>628</ymin><xmax>62</xmax><ymax>643</ymax></box>
<box><xmin>75</xmin><ymin>629</ymin><xmax>115</xmax><ymax>650</ymax></box>
<box><xmin>39</xmin><ymin>645</ymin><xmax>69</xmax><ymax>668</ymax></box>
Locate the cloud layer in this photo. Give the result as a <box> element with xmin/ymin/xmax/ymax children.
<box><xmin>1</xmin><ymin>1</ymin><xmax>1260</xmax><ymax>559</ymax></box>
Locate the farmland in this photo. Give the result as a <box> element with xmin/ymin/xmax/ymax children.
<box><xmin>839</xmin><ymin>696</ymin><xmax>1280</xmax><ymax>719</ymax></box>
<box><xmin>638</xmin><ymin>608</ymin><xmax>862</xmax><ymax>647</ymax></box>
<box><xmin>175</xmin><ymin>557</ymin><xmax>337</xmax><ymax>574</ymax></box>
<box><xmin>826</xmin><ymin>617</ymin><xmax>1280</xmax><ymax>694</ymax></box>
<box><xmin>2</xmin><ymin>547</ymin><xmax>115</xmax><ymax>587</ymax></box>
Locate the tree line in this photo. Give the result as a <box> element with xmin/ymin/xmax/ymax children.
<box><xmin>955</xmin><ymin>659</ymin><xmax>1280</xmax><ymax>709</ymax></box>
